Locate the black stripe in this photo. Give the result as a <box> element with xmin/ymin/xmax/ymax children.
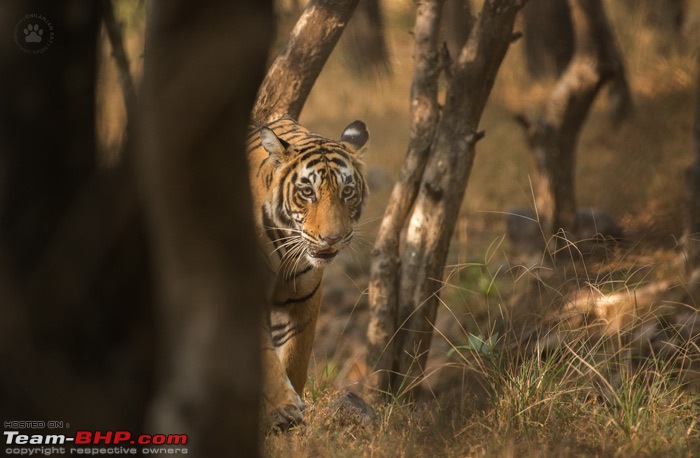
<box><xmin>273</xmin><ymin>280</ymin><xmax>321</xmax><ymax>307</ymax></box>
<box><xmin>272</xmin><ymin>320</ymin><xmax>311</xmax><ymax>347</ymax></box>
<box><xmin>257</xmin><ymin>156</ymin><xmax>268</xmax><ymax>176</ymax></box>
<box><xmin>331</xmin><ymin>149</ymin><xmax>351</xmax><ymax>160</ymax></box>
<box><xmin>305</xmin><ymin>158</ymin><xmax>322</xmax><ymax>168</ymax></box>
<box><xmin>295</xmin><ymin>144</ymin><xmax>319</xmax><ymax>154</ymax></box>
<box><xmin>285</xmin><ymin>264</ymin><xmax>314</xmax><ymax>281</ymax></box>
<box><xmin>262</xmin><ymin>208</ymin><xmax>283</xmax><ymax>260</ymax></box>
<box><xmin>299</xmin><ymin>150</ymin><xmax>324</xmax><ymax>162</ymax></box>
<box><xmin>276</xmin><ymin>175</ymin><xmax>294</xmax><ymax>227</ymax></box>
<box><xmin>267</xmin><ymin>117</ymin><xmax>296</xmax><ymax>129</ymax></box>
<box><xmin>328</xmin><ymin>157</ymin><xmax>350</xmax><ymax>167</ymax></box>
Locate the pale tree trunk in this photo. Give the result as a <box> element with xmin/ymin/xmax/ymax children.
<box><xmin>252</xmin><ymin>0</ymin><xmax>359</xmax><ymax>123</ymax></box>
<box><xmin>341</xmin><ymin>0</ymin><xmax>391</xmax><ymax>76</ymax></box>
<box><xmin>140</xmin><ymin>1</ymin><xmax>273</xmax><ymax>456</ymax></box>
<box><xmin>366</xmin><ymin>0</ymin><xmax>443</xmax><ymax>394</ymax></box>
<box><xmin>366</xmin><ymin>0</ymin><xmax>526</xmax><ymax>397</ymax></box>
<box><xmin>516</xmin><ymin>0</ymin><xmax>631</xmax><ymax>242</ymax></box>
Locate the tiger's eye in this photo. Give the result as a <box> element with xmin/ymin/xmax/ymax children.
<box><xmin>299</xmin><ymin>187</ymin><xmax>314</xmax><ymax>198</ymax></box>
<box><xmin>342</xmin><ymin>186</ymin><xmax>354</xmax><ymax>198</ymax></box>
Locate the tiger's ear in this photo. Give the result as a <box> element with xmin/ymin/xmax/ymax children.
<box><xmin>260</xmin><ymin>127</ymin><xmax>292</xmax><ymax>166</ymax></box>
<box><xmin>340</xmin><ymin>120</ymin><xmax>369</xmax><ymax>156</ymax></box>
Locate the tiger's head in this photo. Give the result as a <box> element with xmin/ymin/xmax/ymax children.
<box><xmin>260</xmin><ymin>121</ymin><xmax>369</xmax><ymax>267</ymax></box>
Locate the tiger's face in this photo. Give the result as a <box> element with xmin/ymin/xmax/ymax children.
<box><xmin>261</xmin><ymin>121</ymin><xmax>369</xmax><ymax>267</ymax></box>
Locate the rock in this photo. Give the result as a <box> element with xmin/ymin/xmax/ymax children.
<box><xmin>326</xmin><ymin>391</ymin><xmax>377</xmax><ymax>428</ymax></box>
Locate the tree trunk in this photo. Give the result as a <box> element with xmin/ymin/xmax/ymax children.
<box><xmin>522</xmin><ymin>0</ymin><xmax>573</xmax><ymax>78</ymax></box>
<box><xmin>366</xmin><ymin>0</ymin><xmax>526</xmax><ymax>397</ymax></box>
<box><xmin>341</xmin><ymin>0</ymin><xmax>391</xmax><ymax>76</ymax></box>
<box><xmin>516</xmin><ymin>0</ymin><xmax>631</xmax><ymax>243</ymax></box>
<box><xmin>252</xmin><ymin>0</ymin><xmax>359</xmax><ymax>123</ymax></box>
<box><xmin>441</xmin><ymin>0</ymin><xmax>473</xmax><ymax>59</ymax></box>
<box><xmin>139</xmin><ymin>1</ymin><xmax>273</xmax><ymax>456</ymax></box>
<box><xmin>0</xmin><ymin>0</ymin><xmax>154</xmax><ymax>428</ymax></box>
<box><xmin>366</xmin><ymin>0</ymin><xmax>443</xmax><ymax>396</ymax></box>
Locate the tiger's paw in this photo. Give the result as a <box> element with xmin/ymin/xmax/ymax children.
<box><xmin>263</xmin><ymin>380</ymin><xmax>307</xmax><ymax>433</ymax></box>
<box><xmin>267</xmin><ymin>400</ymin><xmax>306</xmax><ymax>433</ymax></box>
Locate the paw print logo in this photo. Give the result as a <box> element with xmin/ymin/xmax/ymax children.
<box><xmin>24</xmin><ymin>24</ymin><xmax>43</xmax><ymax>43</ymax></box>
<box><xmin>14</xmin><ymin>13</ymin><xmax>54</xmax><ymax>54</ymax></box>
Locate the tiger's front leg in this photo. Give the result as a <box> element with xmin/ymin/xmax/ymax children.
<box><xmin>261</xmin><ymin>327</ymin><xmax>306</xmax><ymax>430</ymax></box>
<box><xmin>263</xmin><ymin>269</ymin><xmax>324</xmax><ymax>430</ymax></box>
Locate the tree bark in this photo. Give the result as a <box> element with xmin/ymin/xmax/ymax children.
<box><xmin>516</xmin><ymin>0</ymin><xmax>631</xmax><ymax>242</ymax></box>
<box><xmin>139</xmin><ymin>1</ymin><xmax>273</xmax><ymax>456</ymax></box>
<box><xmin>366</xmin><ymin>0</ymin><xmax>443</xmax><ymax>396</ymax></box>
<box><xmin>366</xmin><ymin>0</ymin><xmax>526</xmax><ymax>396</ymax></box>
<box><xmin>251</xmin><ymin>0</ymin><xmax>359</xmax><ymax>124</ymax></box>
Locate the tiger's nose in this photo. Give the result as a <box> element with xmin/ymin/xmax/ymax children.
<box><xmin>320</xmin><ymin>235</ymin><xmax>343</xmax><ymax>247</ymax></box>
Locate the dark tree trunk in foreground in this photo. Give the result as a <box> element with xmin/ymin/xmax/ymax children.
<box><xmin>516</xmin><ymin>0</ymin><xmax>631</xmax><ymax>243</ymax></box>
<box><xmin>140</xmin><ymin>1</ymin><xmax>273</xmax><ymax>456</ymax></box>
<box><xmin>341</xmin><ymin>0</ymin><xmax>391</xmax><ymax>76</ymax></box>
<box><xmin>252</xmin><ymin>0</ymin><xmax>359</xmax><ymax>124</ymax></box>
<box><xmin>522</xmin><ymin>0</ymin><xmax>573</xmax><ymax>78</ymax></box>
<box><xmin>0</xmin><ymin>0</ymin><xmax>154</xmax><ymax>429</ymax></box>
<box><xmin>366</xmin><ymin>0</ymin><xmax>526</xmax><ymax>397</ymax></box>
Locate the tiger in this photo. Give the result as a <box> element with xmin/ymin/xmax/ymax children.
<box><xmin>246</xmin><ymin>117</ymin><xmax>370</xmax><ymax>430</ymax></box>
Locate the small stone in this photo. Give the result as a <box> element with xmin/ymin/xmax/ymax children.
<box><xmin>328</xmin><ymin>392</ymin><xmax>377</xmax><ymax>427</ymax></box>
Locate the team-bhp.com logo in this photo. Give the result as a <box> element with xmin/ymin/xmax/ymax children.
<box><xmin>4</xmin><ymin>428</ymin><xmax>189</xmax><ymax>455</ymax></box>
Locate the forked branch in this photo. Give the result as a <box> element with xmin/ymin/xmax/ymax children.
<box><xmin>366</xmin><ymin>0</ymin><xmax>526</xmax><ymax>397</ymax></box>
<box><xmin>366</xmin><ymin>0</ymin><xmax>444</xmax><ymax>395</ymax></box>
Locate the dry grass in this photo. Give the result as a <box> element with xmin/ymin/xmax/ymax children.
<box><xmin>268</xmin><ymin>316</ymin><xmax>700</xmax><ymax>456</ymax></box>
